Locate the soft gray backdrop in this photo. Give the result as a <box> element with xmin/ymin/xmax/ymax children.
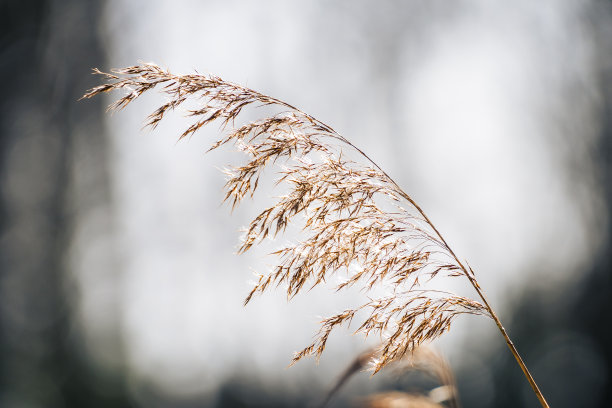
<box><xmin>1</xmin><ymin>1</ymin><xmax>610</xmax><ymax>407</ymax></box>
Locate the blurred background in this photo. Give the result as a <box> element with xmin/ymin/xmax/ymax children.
<box><xmin>1</xmin><ymin>0</ymin><xmax>611</xmax><ymax>407</ymax></box>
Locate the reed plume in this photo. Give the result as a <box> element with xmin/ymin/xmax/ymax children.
<box><xmin>82</xmin><ymin>62</ymin><xmax>550</xmax><ymax>407</ymax></box>
<box><xmin>321</xmin><ymin>346</ymin><xmax>460</xmax><ymax>408</ymax></box>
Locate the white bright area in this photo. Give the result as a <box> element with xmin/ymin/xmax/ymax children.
<box><xmin>70</xmin><ymin>0</ymin><xmax>607</xmax><ymax>401</ymax></box>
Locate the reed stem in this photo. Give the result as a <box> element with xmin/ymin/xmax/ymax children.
<box><xmin>83</xmin><ymin>63</ymin><xmax>552</xmax><ymax>407</ymax></box>
<box><xmin>468</xmin><ymin>276</ymin><xmax>550</xmax><ymax>408</ymax></box>
<box><xmin>397</xmin><ymin>191</ymin><xmax>551</xmax><ymax>408</ymax></box>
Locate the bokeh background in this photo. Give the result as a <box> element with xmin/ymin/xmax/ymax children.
<box><xmin>1</xmin><ymin>0</ymin><xmax>611</xmax><ymax>407</ymax></box>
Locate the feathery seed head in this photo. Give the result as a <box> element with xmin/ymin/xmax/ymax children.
<box><xmin>82</xmin><ymin>63</ymin><xmax>491</xmax><ymax>372</ymax></box>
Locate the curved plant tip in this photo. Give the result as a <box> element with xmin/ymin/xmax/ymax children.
<box><xmin>82</xmin><ymin>62</ymin><xmax>550</xmax><ymax>408</ymax></box>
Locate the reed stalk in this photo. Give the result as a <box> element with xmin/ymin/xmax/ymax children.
<box><xmin>82</xmin><ymin>63</ymin><xmax>550</xmax><ymax>407</ymax></box>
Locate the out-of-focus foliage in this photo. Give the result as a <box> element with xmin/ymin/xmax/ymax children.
<box><xmin>0</xmin><ymin>0</ymin><xmax>132</xmax><ymax>406</ymax></box>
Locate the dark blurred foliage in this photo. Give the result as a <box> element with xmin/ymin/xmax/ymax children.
<box><xmin>0</xmin><ymin>0</ymin><xmax>133</xmax><ymax>406</ymax></box>
<box><xmin>0</xmin><ymin>1</ymin><xmax>610</xmax><ymax>407</ymax></box>
<box><xmin>456</xmin><ymin>16</ymin><xmax>612</xmax><ymax>407</ymax></box>
<box><xmin>496</xmin><ymin>57</ymin><xmax>611</xmax><ymax>408</ymax></box>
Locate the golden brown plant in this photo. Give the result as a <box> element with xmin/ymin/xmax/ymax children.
<box><xmin>391</xmin><ymin>346</ymin><xmax>461</xmax><ymax>408</ymax></box>
<box><xmin>319</xmin><ymin>348</ymin><xmax>378</xmax><ymax>407</ymax></box>
<box><xmin>82</xmin><ymin>63</ymin><xmax>549</xmax><ymax>408</ymax></box>
<box><xmin>321</xmin><ymin>346</ymin><xmax>460</xmax><ymax>408</ymax></box>
<box><xmin>361</xmin><ymin>392</ymin><xmax>444</xmax><ymax>408</ymax></box>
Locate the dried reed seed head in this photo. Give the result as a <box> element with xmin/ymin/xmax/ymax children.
<box><xmin>361</xmin><ymin>392</ymin><xmax>445</xmax><ymax>408</ymax></box>
<box><xmin>83</xmin><ymin>63</ymin><xmax>492</xmax><ymax>372</ymax></box>
<box><xmin>322</xmin><ymin>345</ymin><xmax>459</xmax><ymax>408</ymax></box>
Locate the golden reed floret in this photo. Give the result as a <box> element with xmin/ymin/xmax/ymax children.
<box><xmin>82</xmin><ymin>63</ymin><xmax>550</xmax><ymax>407</ymax></box>
<box><xmin>321</xmin><ymin>345</ymin><xmax>461</xmax><ymax>407</ymax></box>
